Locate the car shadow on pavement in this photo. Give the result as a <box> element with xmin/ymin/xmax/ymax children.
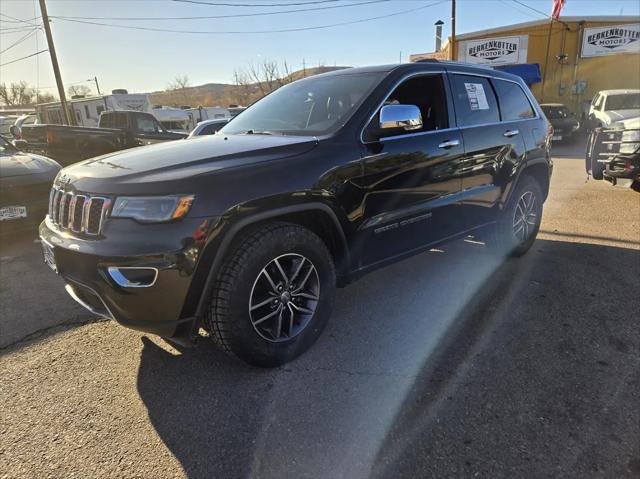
<box><xmin>135</xmin><ymin>238</ymin><xmax>640</xmax><ymax>479</ymax></box>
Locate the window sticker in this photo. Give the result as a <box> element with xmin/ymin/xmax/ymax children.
<box><xmin>464</xmin><ymin>82</ymin><xmax>490</xmax><ymax>110</ymax></box>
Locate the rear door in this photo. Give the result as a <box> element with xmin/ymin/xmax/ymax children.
<box><xmin>357</xmin><ymin>72</ymin><xmax>465</xmax><ymax>267</ymax></box>
<box><xmin>449</xmin><ymin>73</ymin><xmax>530</xmax><ymax>230</ymax></box>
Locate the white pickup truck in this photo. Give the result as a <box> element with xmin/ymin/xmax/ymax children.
<box><xmin>588</xmin><ymin>89</ymin><xmax>640</xmax><ymax>130</ymax></box>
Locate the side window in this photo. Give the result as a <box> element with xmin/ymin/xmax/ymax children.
<box><xmin>136</xmin><ymin>115</ymin><xmax>159</xmax><ymax>133</ymax></box>
<box><xmin>84</xmin><ymin>105</ymin><xmax>90</xmax><ymax>118</ymax></box>
<box><xmin>594</xmin><ymin>95</ymin><xmax>604</xmax><ymax>111</ymax></box>
<box><xmin>451</xmin><ymin>74</ymin><xmax>499</xmax><ymax>127</ymax></box>
<box><xmin>75</xmin><ymin>110</ymin><xmax>81</xmax><ymax>123</ymax></box>
<box><xmin>493</xmin><ymin>79</ymin><xmax>535</xmax><ymax>121</ymax></box>
<box><xmin>367</xmin><ymin>74</ymin><xmax>449</xmax><ymax>138</ymax></box>
<box><xmin>96</xmin><ymin>106</ymin><xmax>105</xmax><ymax>116</ymax></box>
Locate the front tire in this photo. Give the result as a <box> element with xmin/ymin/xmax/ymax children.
<box><xmin>203</xmin><ymin>223</ymin><xmax>336</xmax><ymax>367</ymax></box>
<box><xmin>487</xmin><ymin>175</ymin><xmax>543</xmax><ymax>257</ymax></box>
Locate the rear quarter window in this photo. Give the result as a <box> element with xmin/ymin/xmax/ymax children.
<box><xmin>451</xmin><ymin>74</ymin><xmax>500</xmax><ymax>127</ymax></box>
<box><xmin>493</xmin><ymin>79</ymin><xmax>536</xmax><ymax>121</ymax></box>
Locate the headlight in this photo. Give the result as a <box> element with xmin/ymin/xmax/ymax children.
<box><xmin>620</xmin><ymin>130</ymin><xmax>640</xmax><ymax>154</ymax></box>
<box><xmin>111</xmin><ymin>195</ymin><xmax>194</xmax><ymax>222</ymax></box>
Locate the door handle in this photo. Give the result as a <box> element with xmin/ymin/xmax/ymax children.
<box><xmin>438</xmin><ymin>139</ymin><xmax>460</xmax><ymax>149</ymax></box>
<box><xmin>503</xmin><ymin>129</ymin><xmax>520</xmax><ymax>137</ymax></box>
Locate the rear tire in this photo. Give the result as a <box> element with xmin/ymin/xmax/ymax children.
<box><xmin>203</xmin><ymin>222</ymin><xmax>336</xmax><ymax>367</ymax></box>
<box><xmin>586</xmin><ymin>131</ymin><xmax>604</xmax><ymax>180</ymax></box>
<box><xmin>486</xmin><ymin>175</ymin><xmax>543</xmax><ymax>258</ymax></box>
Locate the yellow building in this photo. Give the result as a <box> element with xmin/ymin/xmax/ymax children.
<box><xmin>411</xmin><ymin>16</ymin><xmax>640</xmax><ymax>119</ymax></box>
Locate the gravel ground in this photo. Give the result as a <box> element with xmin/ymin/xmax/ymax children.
<box><xmin>1</xmin><ymin>143</ymin><xmax>639</xmax><ymax>478</ymax></box>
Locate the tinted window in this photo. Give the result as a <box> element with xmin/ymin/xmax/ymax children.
<box><xmin>541</xmin><ymin>105</ymin><xmax>571</xmax><ymax>119</ymax></box>
<box><xmin>604</xmin><ymin>93</ymin><xmax>640</xmax><ymax>111</ymax></box>
<box><xmin>136</xmin><ymin>115</ymin><xmax>159</xmax><ymax>133</ymax></box>
<box><xmin>372</xmin><ymin>74</ymin><xmax>448</xmax><ymax>137</ymax></box>
<box><xmin>451</xmin><ymin>75</ymin><xmax>499</xmax><ymax>127</ymax></box>
<box><xmin>493</xmin><ymin>79</ymin><xmax>535</xmax><ymax>121</ymax></box>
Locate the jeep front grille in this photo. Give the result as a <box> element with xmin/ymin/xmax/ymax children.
<box><xmin>48</xmin><ymin>187</ymin><xmax>110</xmax><ymax>235</ymax></box>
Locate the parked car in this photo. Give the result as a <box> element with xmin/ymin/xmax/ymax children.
<box><xmin>21</xmin><ymin>110</ymin><xmax>186</xmax><ymax>165</ymax></box>
<box><xmin>540</xmin><ymin>103</ymin><xmax>580</xmax><ymax>142</ymax></box>
<box><xmin>39</xmin><ymin>62</ymin><xmax>552</xmax><ymax>367</ymax></box>
<box><xmin>0</xmin><ymin>135</ymin><xmax>61</xmax><ymax>235</ymax></box>
<box><xmin>187</xmin><ymin>118</ymin><xmax>229</xmax><ymax>138</ymax></box>
<box><xmin>586</xmin><ymin>116</ymin><xmax>640</xmax><ymax>186</ymax></box>
<box><xmin>587</xmin><ymin>89</ymin><xmax>640</xmax><ymax>130</ymax></box>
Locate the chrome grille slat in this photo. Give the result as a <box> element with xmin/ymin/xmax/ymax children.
<box><xmin>48</xmin><ymin>188</ymin><xmax>109</xmax><ymax>236</ymax></box>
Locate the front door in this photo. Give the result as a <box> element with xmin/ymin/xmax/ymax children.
<box><xmin>356</xmin><ymin>73</ymin><xmax>465</xmax><ymax>268</ymax></box>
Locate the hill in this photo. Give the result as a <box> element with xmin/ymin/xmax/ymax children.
<box><xmin>149</xmin><ymin>66</ymin><xmax>350</xmax><ymax>108</ymax></box>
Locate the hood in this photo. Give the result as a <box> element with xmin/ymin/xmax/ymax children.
<box><xmin>604</xmin><ymin>109</ymin><xmax>640</xmax><ymax>122</ymax></box>
<box><xmin>618</xmin><ymin>116</ymin><xmax>640</xmax><ymax>129</ymax></box>
<box><xmin>0</xmin><ymin>151</ymin><xmax>61</xmax><ymax>179</ymax></box>
<box><xmin>57</xmin><ymin>133</ymin><xmax>319</xmax><ymax>192</ymax></box>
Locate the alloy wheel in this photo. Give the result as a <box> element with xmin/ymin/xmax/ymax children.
<box><xmin>249</xmin><ymin>253</ymin><xmax>320</xmax><ymax>342</ymax></box>
<box><xmin>513</xmin><ymin>190</ymin><xmax>538</xmax><ymax>243</ymax></box>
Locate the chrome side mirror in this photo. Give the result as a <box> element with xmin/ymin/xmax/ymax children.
<box><xmin>379</xmin><ymin>104</ymin><xmax>423</xmax><ymax>132</ymax></box>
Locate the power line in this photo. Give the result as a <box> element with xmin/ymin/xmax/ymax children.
<box><xmin>510</xmin><ymin>0</ymin><xmax>548</xmax><ymax>19</ymax></box>
<box><xmin>173</xmin><ymin>0</ymin><xmax>342</xmax><ymax>6</ymax></box>
<box><xmin>52</xmin><ymin>1</ymin><xmax>446</xmax><ymax>35</ymax></box>
<box><xmin>0</xmin><ymin>28</ymin><xmax>39</xmax><ymax>55</ymax></box>
<box><xmin>52</xmin><ymin>0</ymin><xmax>390</xmax><ymax>21</ymax></box>
<box><xmin>0</xmin><ymin>49</ymin><xmax>48</xmax><ymax>67</ymax></box>
<box><xmin>0</xmin><ymin>13</ymin><xmax>41</xmax><ymax>25</ymax></box>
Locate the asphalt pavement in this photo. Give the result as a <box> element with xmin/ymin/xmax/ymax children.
<box><xmin>1</xmin><ymin>138</ymin><xmax>639</xmax><ymax>478</ymax></box>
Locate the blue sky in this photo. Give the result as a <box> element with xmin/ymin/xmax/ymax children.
<box><xmin>1</xmin><ymin>0</ymin><xmax>639</xmax><ymax>95</ymax></box>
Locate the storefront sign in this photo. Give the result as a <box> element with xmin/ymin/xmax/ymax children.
<box><xmin>459</xmin><ymin>35</ymin><xmax>528</xmax><ymax>65</ymax></box>
<box><xmin>581</xmin><ymin>24</ymin><xmax>640</xmax><ymax>57</ymax></box>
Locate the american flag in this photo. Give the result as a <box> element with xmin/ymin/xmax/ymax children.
<box><xmin>551</xmin><ymin>0</ymin><xmax>566</xmax><ymax>20</ymax></box>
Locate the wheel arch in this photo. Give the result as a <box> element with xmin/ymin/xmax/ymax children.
<box><xmin>513</xmin><ymin>157</ymin><xmax>551</xmax><ymax>203</ymax></box>
<box><xmin>184</xmin><ymin>202</ymin><xmax>351</xmax><ymax>327</ymax></box>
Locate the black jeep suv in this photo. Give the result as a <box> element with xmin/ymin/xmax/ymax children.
<box><xmin>40</xmin><ymin>62</ymin><xmax>552</xmax><ymax>367</ymax></box>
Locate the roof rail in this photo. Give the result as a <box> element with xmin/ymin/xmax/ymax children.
<box><xmin>415</xmin><ymin>58</ymin><xmax>440</xmax><ymax>63</ymax></box>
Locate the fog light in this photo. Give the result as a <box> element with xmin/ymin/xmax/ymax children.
<box><xmin>107</xmin><ymin>267</ymin><xmax>158</xmax><ymax>288</ymax></box>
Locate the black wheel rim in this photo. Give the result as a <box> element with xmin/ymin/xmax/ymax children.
<box><xmin>249</xmin><ymin>253</ymin><xmax>320</xmax><ymax>342</ymax></box>
<box><xmin>513</xmin><ymin>190</ymin><xmax>538</xmax><ymax>243</ymax></box>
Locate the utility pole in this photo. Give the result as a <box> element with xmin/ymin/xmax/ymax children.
<box><xmin>89</xmin><ymin>76</ymin><xmax>101</xmax><ymax>95</ymax></box>
<box><xmin>39</xmin><ymin>0</ymin><xmax>74</xmax><ymax>125</ymax></box>
<box><xmin>450</xmin><ymin>0</ymin><xmax>456</xmax><ymax>61</ymax></box>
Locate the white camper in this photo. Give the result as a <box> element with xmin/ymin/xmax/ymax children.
<box><xmin>35</xmin><ymin>90</ymin><xmax>153</xmax><ymax>127</ymax></box>
<box><xmin>152</xmin><ymin>106</ymin><xmax>191</xmax><ymax>133</ymax></box>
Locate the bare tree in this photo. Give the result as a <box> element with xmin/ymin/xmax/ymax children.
<box><xmin>166</xmin><ymin>75</ymin><xmax>192</xmax><ymax>105</ymax></box>
<box><xmin>0</xmin><ymin>81</ymin><xmax>35</xmax><ymax>106</ymax></box>
<box><xmin>67</xmin><ymin>84</ymin><xmax>92</xmax><ymax>97</ymax></box>
<box><xmin>241</xmin><ymin>60</ymin><xmax>294</xmax><ymax>97</ymax></box>
<box><xmin>36</xmin><ymin>91</ymin><xmax>56</xmax><ymax>104</ymax></box>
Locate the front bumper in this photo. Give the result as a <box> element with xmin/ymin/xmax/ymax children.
<box><xmin>39</xmin><ymin>215</ymin><xmax>218</xmax><ymax>339</ymax></box>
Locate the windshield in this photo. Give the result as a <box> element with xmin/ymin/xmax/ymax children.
<box><xmin>221</xmin><ymin>72</ymin><xmax>383</xmax><ymax>136</ymax></box>
<box><xmin>604</xmin><ymin>93</ymin><xmax>640</xmax><ymax>111</ymax></box>
<box><xmin>542</xmin><ymin>106</ymin><xmax>571</xmax><ymax>119</ymax></box>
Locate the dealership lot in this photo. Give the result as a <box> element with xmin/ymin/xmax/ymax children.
<box><xmin>1</xmin><ymin>140</ymin><xmax>639</xmax><ymax>478</ymax></box>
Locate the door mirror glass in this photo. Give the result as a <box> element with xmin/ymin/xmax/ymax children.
<box><xmin>379</xmin><ymin>104</ymin><xmax>423</xmax><ymax>133</ymax></box>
